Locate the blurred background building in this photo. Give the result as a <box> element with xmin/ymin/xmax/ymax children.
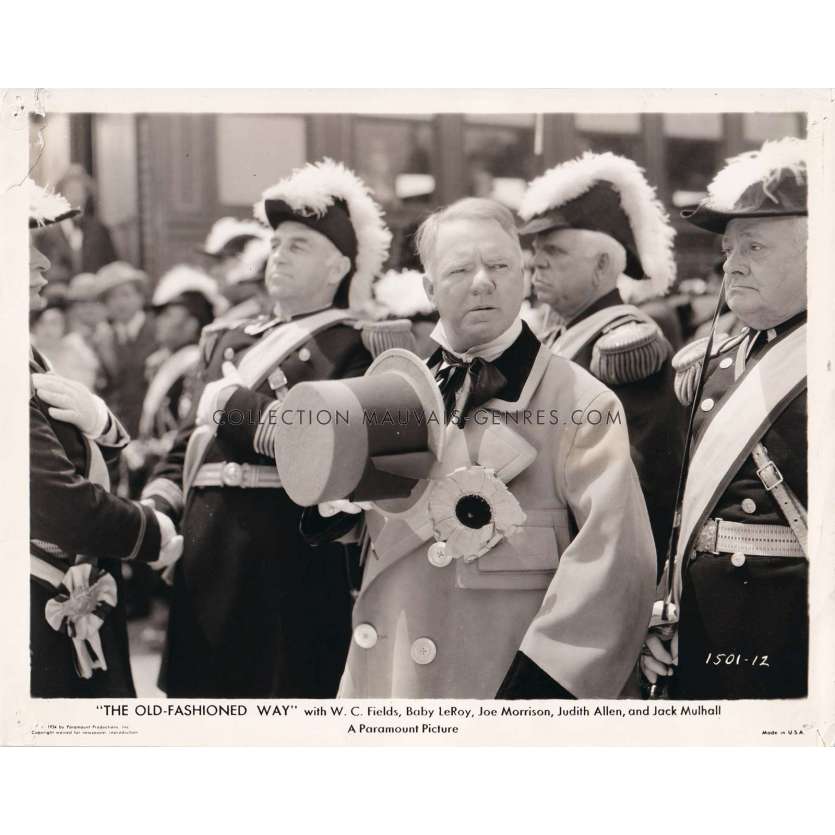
<box><xmin>30</xmin><ymin>111</ymin><xmax>805</xmax><ymax>283</ymax></box>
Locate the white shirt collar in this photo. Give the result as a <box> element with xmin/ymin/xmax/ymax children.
<box><xmin>431</xmin><ymin>318</ymin><xmax>523</xmax><ymax>363</ymax></box>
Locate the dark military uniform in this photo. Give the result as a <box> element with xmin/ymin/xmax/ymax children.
<box><xmin>29</xmin><ymin>347</ymin><xmax>162</xmax><ymax>698</ymax></box>
<box><xmin>668</xmin><ymin>313</ymin><xmax>807</xmax><ymax>699</ymax></box>
<box><xmin>144</xmin><ymin>311</ymin><xmax>372</xmax><ymax>698</ymax></box>
<box><xmin>550</xmin><ymin>289</ymin><xmax>687</xmax><ymax>575</ymax></box>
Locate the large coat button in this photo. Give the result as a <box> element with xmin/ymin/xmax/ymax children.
<box><xmin>700</xmin><ymin>398</ymin><xmax>715</xmax><ymax>412</ymax></box>
<box><xmin>427</xmin><ymin>542</ymin><xmax>452</xmax><ymax>568</ymax></box>
<box><xmin>741</xmin><ymin>498</ymin><xmax>757</xmax><ymax>514</ymax></box>
<box><xmin>719</xmin><ymin>357</ymin><xmax>733</xmax><ymax>369</ymax></box>
<box><xmin>353</xmin><ymin>623</ymin><xmax>378</xmax><ymax>649</ymax></box>
<box><xmin>730</xmin><ymin>552</ymin><xmax>747</xmax><ymax>567</ymax></box>
<box><xmin>410</xmin><ymin>637</ymin><xmax>437</xmax><ymax>665</ymax></box>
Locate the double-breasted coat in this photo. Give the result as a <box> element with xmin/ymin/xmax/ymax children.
<box><xmin>144</xmin><ymin>310</ymin><xmax>372</xmax><ymax>698</ymax></box>
<box><xmin>335</xmin><ymin>323</ymin><xmax>657</xmax><ymax>699</ymax></box>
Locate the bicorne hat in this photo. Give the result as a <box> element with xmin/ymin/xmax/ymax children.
<box><xmin>254</xmin><ymin>158</ymin><xmax>391</xmax><ymax>312</ymax></box>
<box><xmin>682</xmin><ymin>137</ymin><xmax>807</xmax><ymax>234</ymax></box>
<box><xmin>28</xmin><ymin>179</ymin><xmax>80</xmax><ymax>229</ymax></box>
<box><xmin>517</xmin><ymin>152</ymin><xmax>676</xmax><ymax>296</ymax></box>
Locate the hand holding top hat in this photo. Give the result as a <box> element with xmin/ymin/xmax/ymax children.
<box><xmin>275</xmin><ymin>349</ymin><xmax>446</xmax><ymax>509</ymax></box>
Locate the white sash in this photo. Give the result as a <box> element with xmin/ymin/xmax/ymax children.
<box><xmin>139</xmin><ymin>344</ymin><xmax>200</xmax><ymax>438</ymax></box>
<box><xmin>672</xmin><ymin>324</ymin><xmax>807</xmax><ymax>601</ymax></box>
<box><xmin>236</xmin><ymin>308</ymin><xmax>353</xmax><ymax>388</ymax></box>
<box><xmin>550</xmin><ymin>304</ymin><xmax>639</xmax><ymax>360</ymax></box>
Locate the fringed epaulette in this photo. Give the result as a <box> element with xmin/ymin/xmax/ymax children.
<box><xmin>672</xmin><ymin>329</ymin><xmax>749</xmax><ymax>405</ymax></box>
<box><xmin>198</xmin><ymin>318</ymin><xmax>240</xmax><ymax>365</ymax></box>
<box><xmin>590</xmin><ymin>318</ymin><xmax>672</xmax><ymax>386</ymax></box>
<box><xmin>360</xmin><ymin>318</ymin><xmax>417</xmax><ymax>358</ymax></box>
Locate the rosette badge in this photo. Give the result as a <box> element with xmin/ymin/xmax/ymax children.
<box><xmin>427</xmin><ymin>466</ymin><xmax>526</xmax><ymax>563</ymax></box>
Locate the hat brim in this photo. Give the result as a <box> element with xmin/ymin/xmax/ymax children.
<box><xmin>97</xmin><ymin>274</ymin><xmax>147</xmax><ymax>298</ymax></box>
<box><xmin>682</xmin><ymin>205</ymin><xmax>808</xmax><ymax>235</ymax></box>
<box><xmin>29</xmin><ymin>208</ymin><xmax>80</xmax><ymax>230</ymax></box>
<box><xmin>365</xmin><ymin>348</ymin><xmax>446</xmax><ymax>462</ymax></box>
<box><xmin>517</xmin><ymin>213</ymin><xmax>571</xmax><ymax>237</ymax></box>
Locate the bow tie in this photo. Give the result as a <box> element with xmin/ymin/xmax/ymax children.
<box><xmin>434</xmin><ymin>350</ymin><xmax>507</xmax><ymax>424</ymax></box>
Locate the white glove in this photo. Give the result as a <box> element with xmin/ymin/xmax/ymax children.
<box><xmin>640</xmin><ymin>601</ymin><xmax>679</xmax><ymax>684</ymax></box>
<box><xmin>32</xmin><ymin>372</ymin><xmax>109</xmax><ymax>437</ymax></box>
<box><xmin>147</xmin><ymin>510</ymin><xmax>183</xmax><ymax>584</ymax></box>
<box><xmin>318</xmin><ymin>499</ymin><xmax>373</xmax><ymax>517</ymax></box>
<box><xmin>196</xmin><ymin>361</ymin><xmax>244</xmax><ymax>426</ymax></box>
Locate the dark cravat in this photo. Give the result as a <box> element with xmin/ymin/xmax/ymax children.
<box><xmin>434</xmin><ymin>350</ymin><xmax>507</xmax><ymax>424</ymax></box>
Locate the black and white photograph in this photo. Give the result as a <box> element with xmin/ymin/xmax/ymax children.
<box><xmin>2</xmin><ymin>89</ymin><xmax>833</xmax><ymax>746</ymax></box>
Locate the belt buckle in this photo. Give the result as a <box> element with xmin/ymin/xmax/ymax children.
<box><xmin>221</xmin><ymin>462</ymin><xmax>243</xmax><ymax>487</ymax></box>
<box><xmin>699</xmin><ymin>518</ymin><xmax>720</xmax><ymax>554</ymax></box>
<box><xmin>756</xmin><ymin>460</ymin><xmax>784</xmax><ymax>491</ymax></box>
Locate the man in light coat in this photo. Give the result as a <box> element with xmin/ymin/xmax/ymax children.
<box><xmin>313</xmin><ymin>198</ymin><xmax>657</xmax><ymax>699</ymax></box>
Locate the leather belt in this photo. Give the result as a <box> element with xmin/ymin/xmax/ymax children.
<box><xmin>192</xmin><ymin>461</ymin><xmax>282</xmax><ymax>489</ymax></box>
<box><xmin>694</xmin><ymin>518</ymin><xmax>805</xmax><ymax>558</ymax></box>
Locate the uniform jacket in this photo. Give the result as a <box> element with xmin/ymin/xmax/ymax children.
<box><xmin>670</xmin><ymin>313</ymin><xmax>807</xmax><ymax>584</ymax></box>
<box><xmin>338</xmin><ymin>323</ymin><xmax>657</xmax><ymax>699</ymax></box>
<box><xmin>551</xmin><ymin>290</ymin><xmax>686</xmax><ymax>575</ymax></box>
<box><xmin>29</xmin><ymin>347</ymin><xmax>162</xmax><ymax>697</ymax></box>
<box><xmin>662</xmin><ymin>313</ymin><xmax>807</xmax><ymax>699</ymax></box>
<box><xmin>145</xmin><ymin>310</ymin><xmax>372</xmax><ymax>697</ymax></box>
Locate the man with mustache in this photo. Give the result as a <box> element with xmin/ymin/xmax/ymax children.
<box><xmin>142</xmin><ymin>160</ymin><xmax>393</xmax><ymax>697</ymax></box>
<box><xmin>642</xmin><ymin>138</ymin><xmax>809</xmax><ymax>699</ymax></box>
<box><xmin>27</xmin><ymin>180</ymin><xmax>180</xmax><ymax>697</ymax></box>
<box><xmin>308</xmin><ymin>197</ymin><xmax>656</xmax><ymax>699</ymax></box>
<box><xmin>517</xmin><ymin>153</ymin><xmax>686</xmax><ymax>577</ymax></box>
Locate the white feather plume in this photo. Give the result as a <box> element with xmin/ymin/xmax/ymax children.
<box><xmin>373</xmin><ymin>269</ymin><xmax>434</xmax><ymax>318</ymax></box>
<box><xmin>226</xmin><ymin>237</ymin><xmax>271</xmax><ymax>285</ymax></box>
<box><xmin>204</xmin><ymin>217</ymin><xmax>270</xmax><ymax>254</ymax></box>
<box><xmin>705</xmin><ymin>137</ymin><xmax>807</xmax><ymax>211</ymax></box>
<box><xmin>254</xmin><ymin>158</ymin><xmax>392</xmax><ymax>312</ymax></box>
<box><xmin>153</xmin><ymin>265</ymin><xmax>227</xmax><ymax>315</ymax></box>
<box><xmin>28</xmin><ymin>178</ymin><xmax>73</xmax><ymax>226</ymax></box>
<box><xmin>519</xmin><ymin>152</ymin><xmax>677</xmax><ymax>295</ymax></box>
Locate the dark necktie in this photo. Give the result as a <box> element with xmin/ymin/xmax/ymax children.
<box><xmin>434</xmin><ymin>350</ymin><xmax>507</xmax><ymax>424</ymax></box>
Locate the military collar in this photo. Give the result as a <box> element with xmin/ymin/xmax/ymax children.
<box><xmin>747</xmin><ymin>310</ymin><xmax>807</xmax><ymax>358</ymax></box>
<box><xmin>244</xmin><ymin>304</ymin><xmax>334</xmax><ymax>336</ymax></box>
<box><xmin>566</xmin><ymin>288</ymin><xmax>623</xmax><ymax>328</ymax></box>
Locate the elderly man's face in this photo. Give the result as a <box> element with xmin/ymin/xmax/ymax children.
<box><xmin>423</xmin><ymin>218</ymin><xmax>524</xmax><ymax>352</ymax></box>
<box><xmin>531</xmin><ymin>228</ymin><xmax>600</xmax><ymax>321</ymax></box>
<box><xmin>265</xmin><ymin>221</ymin><xmax>347</xmax><ymax>310</ymax></box>
<box><xmin>29</xmin><ymin>242</ymin><xmax>51</xmax><ymax>312</ymax></box>
<box><xmin>722</xmin><ymin>217</ymin><xmax>807</xmax><ymax>330</ymax></box>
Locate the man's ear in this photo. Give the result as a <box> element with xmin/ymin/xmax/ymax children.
<box><xmin>422</xmin><ymin>273</ymin><xmax>436</xmax><ymax>305</ymax></box>
<box><xmin>593</xmin><ymin>251</ymin><xmax>610</xmax><ymax>286</ymax></box>
<box><xmin>327</xmin><ymin>254</ymin><xmax>352</xmax><ymax>285</ymax></box>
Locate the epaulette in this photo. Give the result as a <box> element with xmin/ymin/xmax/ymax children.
<box><xmin>359</xmin><ymin>318</ymin><xmax>417</xmax><ymax>358</ymax></box>
<box><xmin>590</xmin><ymin>318</ymin><xmax>672</xmax><ymax>386</ymax></box>
<box><xmin>198</xmin><ymin>318</ymin><xmax>242</xmax><ymax>365</ymax></box>
<box><xmin>672</xmin><ymin>329</ymin><xmax>750</xmax><ymax>404</ymax></box>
